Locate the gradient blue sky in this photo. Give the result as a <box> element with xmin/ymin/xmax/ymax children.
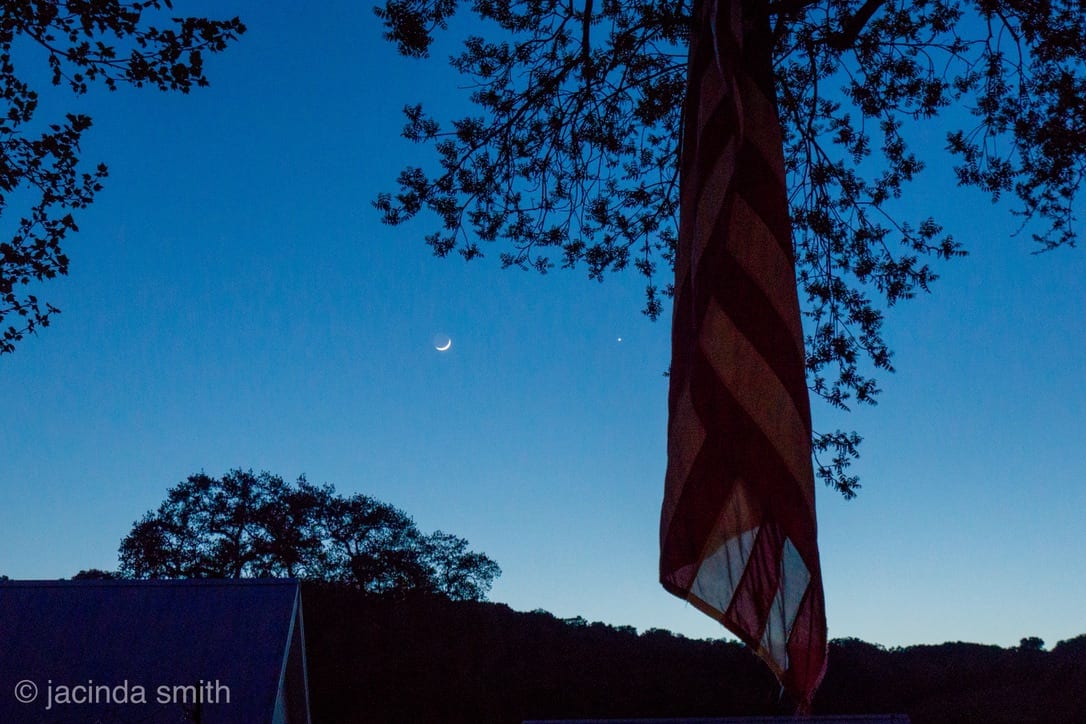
<box><xmin>2</xmin><ymin>2</ymin><xmax>1083</xmax><ymax>649</ymax></box>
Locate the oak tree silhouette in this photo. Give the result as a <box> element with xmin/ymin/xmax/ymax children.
<box><xmin>373</xmin><ymin>0</ymin><xmax>1086</xmax><ymax>495</ymax></box>
<box><xmin>0</xmin><ymin>1</ymin><xmax>245</xmax><ymax>354</ymax></box>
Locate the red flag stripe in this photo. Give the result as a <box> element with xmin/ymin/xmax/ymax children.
<box><xmin>727</xmin><ymin>521</ymin><xmax>785</xmax><ymax>641</ymax></box>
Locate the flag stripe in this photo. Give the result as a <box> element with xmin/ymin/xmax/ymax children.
<box><xmin>660</xmin><ymin>384</ymin><xmax>704</xmax><ymax>539</ymax></box>
<box><xmin>691</xmin><ymin>520</ymin><xmax>758</xmax><ymax>610</ymax></box>
<box><xmin>698</xmin><ymin>245</ymin><xmax>809</xmax><ymax>420</ymax></box>
<box><xmin>786</xmin><ymin>579</ymin><xmax>827</xmax><ymax>694</ymax></box>
<box><xmin>720</xmin><ymin>195</ymin><xmax>807</xmax><ymax>350</ymax></box>
<box><xmin>760</xmin><ymin>537</ymin><xmax>813</xmax><ymax>669</ymax></box>
<box><xmin>727</xmin><ymin>521</ymin><xmax>785</xmax><ymax>640</ymax></box>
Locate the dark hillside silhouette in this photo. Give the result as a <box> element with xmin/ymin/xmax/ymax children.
<box><xmin>302</xmin><ymin>583</ymin><xmax>780</xmax><ymax>722</ymax></box>
<box><xmin>300</xmin><ymin>583</ymin><xmax>1086</xmax><ymax>723</ymax></box>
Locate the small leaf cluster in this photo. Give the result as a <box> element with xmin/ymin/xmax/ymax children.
<box><xmin>0</xmin><ymin>1</ymin><xmax>245</xmax><ymax>354</ymax></box>
<box><xmin>118</xmin><ymin>469</ymin><xmax>502</xmax><ymax>602</ymax></box>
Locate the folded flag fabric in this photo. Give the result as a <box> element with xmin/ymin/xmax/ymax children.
<box><xmin>660</xmin><ymin>0</ymin><xmax>828</xmax><ymax>711</ymax></box>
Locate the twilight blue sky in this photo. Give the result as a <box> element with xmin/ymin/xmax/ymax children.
<box><xmin>2</xmin><ymin>2</ymin><xmax>1083</xmax><ymax>649</ymax></box>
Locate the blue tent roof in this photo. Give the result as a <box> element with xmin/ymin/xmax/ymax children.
<box><xmin>0</xmin><ymin>578</ymin><xmax>310</xmax><ymax>723</ymax></box>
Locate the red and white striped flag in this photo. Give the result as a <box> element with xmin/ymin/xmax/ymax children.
<box><xmin>660</xmin><ymin>0</ymin><xmax>828</xmax><ymax>710</ymax></box>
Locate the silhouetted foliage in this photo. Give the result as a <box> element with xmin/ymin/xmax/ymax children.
<box><xmin>373</xmin><ymin>0</ymin><xmax>1086</xmax><ymax>497</ymax></box>
<box><xmin>70</xmin><ymin>568</ymin><xmax>118</xmax><ymax>580</ymax></box>
<box><xmin>118</xmin><ymin>469</ymin><xmax>500</xmax><ymax>601</ymax></box>
<box><xmin>1019</xmin><ymin>635</ymin><xmax>1045</xmax><ymax>652</ymax></box>
<box><xmin>1052</xmin><ymin>633</ymin><xmax>1086</xmax><ymax>657</ymax></box>
<box><xmin>0</xmin><ymin>1</ymin><xmax>245</xmax><ymax>354</ymax></box>
<box><xmin>299</xmin><ymin>584</ymin><xmax>1086</xmax><ymax>722</ymax></box>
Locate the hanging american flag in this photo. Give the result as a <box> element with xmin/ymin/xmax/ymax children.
<box><xmin>660</xmin><ymin>0</ymin><xmax>827</xmax><ymax>711</ymax></box>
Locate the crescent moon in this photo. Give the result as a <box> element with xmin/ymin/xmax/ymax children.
<box><xmin>435</xmin><ymin>338</ymin><xmax>452</xmax><ymax>352</ymax></box>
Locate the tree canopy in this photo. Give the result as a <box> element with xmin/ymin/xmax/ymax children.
<box><xmin>118</xmin><ymin>469</ymin><xmax>502</xmax><ymax>601</ymax></box>
<box><xmin>0</xmin><ymin>1</ymin><xmax>245</xmax><ymax>354</ymax></box>
<box><xmin>372</xmin><ymin>0</ymin><xmax>1086</xmax><ymax>496</ymax></box>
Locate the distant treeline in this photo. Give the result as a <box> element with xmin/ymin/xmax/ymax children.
<box><xmin>302</xmin><ymin>582</ymin><xmax>1086</xmax><ymax>723</ymax></box>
